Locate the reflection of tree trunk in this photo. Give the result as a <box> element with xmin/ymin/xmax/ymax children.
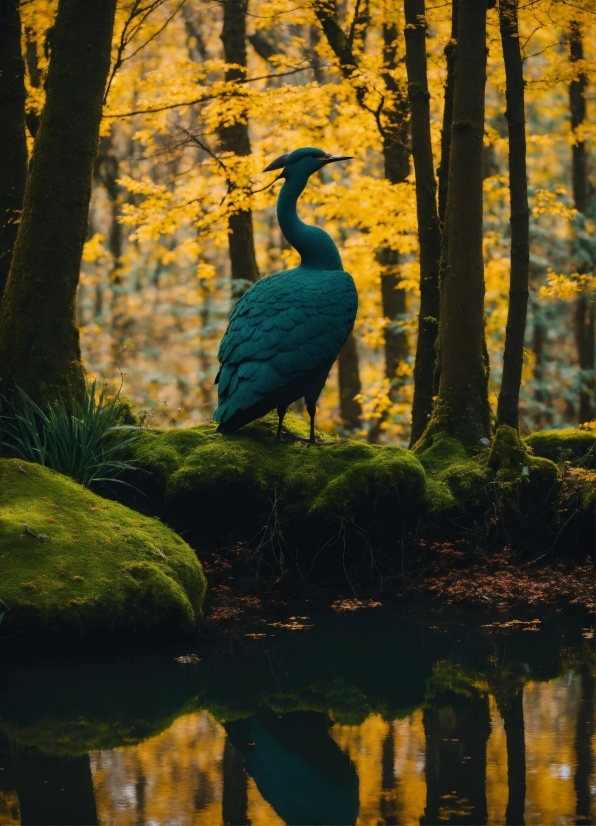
<box><xmin>338</xmin><ymin>332</ymin><xmax>362</xmax><ymax>430</ymax></box>
<box><xmin>0</xmin><ymin>733</ymin><xmax>19</xmax><ymax>822</ymax></box>
<box><xmin>380</xmin><ymin>724</ymin><xmax>398</xmax><ymax>825</ymax></box>
<box><xmin>574</xmin><ymin>672</ymin><xmax>595</xmax><ymax>823</ymax></box>
<box><xmin>422</xmin><ymin>693</ymin><xmax>491</xmax><ymax>825</ymax></box>
<box><xmin>498</xmin><ymin>690</ymin><xmax>526</xmax><ymax>826</ymax></box>
<box><xmin>219</xmin><ymin>0</ymin><xmax>259</xmax><ymax>302</ymax></box>
<box><xmin>0</xmin><ymin>0</ymin><xmax>28</xmax><ymax>305</ymax></box>
<box><xmin>12</xmin><ymin>744</ymin><xmax>98</xmax><ymax>825</ymax></box>
<box><xmin>24</xmin><ymin>28</ymin><xmax>42</xmax><ymax>138</ymax></box>
<box><xmin>222</xmin><ymin>736</ymin><xmax>249</xmax><ymax>826</ymax></box>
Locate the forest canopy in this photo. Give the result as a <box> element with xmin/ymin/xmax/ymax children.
<box><xmin>1</xmin><ymin>0</ymin><xmax>594</xmax><ymax>444</ymax></box>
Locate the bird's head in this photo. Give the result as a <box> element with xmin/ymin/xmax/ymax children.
<box><xmin>263</xmin><ymin>147</ymin><xmax>352</xmax><ymax>181</ymax></box>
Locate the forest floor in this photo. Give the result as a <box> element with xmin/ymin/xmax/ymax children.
<box><xmin>199</xmin><ymin>537</ymin><xmax>595</xmax><ymax>644</ymax></box>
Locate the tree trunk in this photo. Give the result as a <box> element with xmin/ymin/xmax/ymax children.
<box><xmin>496</xmin><ymin>0</ymin><xmax>529</xmax><ymax>430</ymax></box>
<box><xmin>379</xmin><ymin>24</ymin><xmax>411</xmax><ymax>395</ymax></box>
<box><xmin>531</xmin><ymin>300</ymin><xmax>551</xmax><ymax>429</ymax></box>
<box><xmin>219</xmin><ymin>0</ymin><xmax>260</xmax><ymax>302</ymax></box>
<box><xmin>338</xmin><ymin>331</ymin><xmax>362</xmax><ymax>430</ymax></box>
<box><xmin>569</xmin><ymin>22</ymin><xmax>595</xmax><ymax>425</ymax></box>
<box><xmin>0</xmin><ymin>0</ymin><xmax>28</xmax><ymax>305</ymax></box>
<box><xmin>404</xmin><ymin>0</ymin><xmax>442</xmax><ymax>446</ymax></box>
<box><xmin>0</xmin><ymin>0</ymin><xmax>118</xmax><ymax>405</ymax></box>
<box><xmin>575</xmin><ymin>295</ymin><xmax>595</xmax><ymax>424</ymax></box>
<box><xmin>94</xmin><ymin>133</ymin><xmax>133</xmax><ymax>359</ymax></box>
<box><xmin>423</xmin><ymin>0</ymin><xmax>491</xmax><ymax>447</ymax></box>
<box><xmin>313</xmin><ymin>5</ymin><xmax>408</xmax><ymax>435</ymax></box>
<box><xmin>437</xmin><ymin>0</ymin><xmax>459</xmax><ymax>228</ymax></box>
<box><xmin>498</xmin><ymin>690</ymin><xmax>526</xmax><ymax>825</ymax></box>
<box><xmin>379</xmin><ymin>246</ymin><xmax>408</xmax><ymax>386</ymax></box>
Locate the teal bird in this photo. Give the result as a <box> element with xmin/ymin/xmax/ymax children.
<box><xmin>214</xmin><ymin>147</ymin><xmax>357</xmax><ymax>444</ymax></box>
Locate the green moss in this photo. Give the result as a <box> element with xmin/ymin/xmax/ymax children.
<box><xmin>130</xmin><ymin>414</ymin><xmax>427</xmax><ymax>551</ymax></box>
<box><xmin>415</xmin><ymin>431</ymin><xmax>489</xmax><ymax>515</ymax></box>
<box><xmin>488</xmin><ymin>425</ymin><xmax>527</xmax><ymax>481</ymax></box>
<box><xmin>0</xmin><ymin>458</ymin><xmax>206</xmax><ymax>639</ymax></box>
<box><xmin>524</xmin><ymin>428</ymin><xmax>596</xmax><ymax>464</ymax></box>
<box><xmin>488</xmin><ymin>425</ymin><xmax>559</xmax><ymax>488</ymax></box>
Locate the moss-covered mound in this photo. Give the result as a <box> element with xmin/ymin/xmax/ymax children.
<box><xmin>126</xmin><ymin>413</ymin><xmax>427</xmax><ymax>564</ymax></box>
<box><xmin>524</xmin><ymin>428</ymin><xmax>596</xmax><ymax>463</ymax></box>
<box><xmin>118</xmin><ymin>414</ymin><xmax>591</xmax><ymax>566</ymax></box>
<box><xmin>0</xmin><ymin>458</ymin><xmax>206</xmax><ymax>639</ymax></box>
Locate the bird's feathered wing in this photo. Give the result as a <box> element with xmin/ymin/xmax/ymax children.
<box><xmin>214</xmin><ymin>267</ymin><xmax>357</xmax><ymax>427</ymax></box>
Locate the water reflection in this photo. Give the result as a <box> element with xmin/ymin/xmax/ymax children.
<box><xmin>0</xmin><ymin>608</ymin><xmax>593</xmax><ymax>825</ymax></box>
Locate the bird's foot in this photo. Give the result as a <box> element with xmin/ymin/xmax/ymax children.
<box><xmin>274</xmin><ymin>431</ymin><xmax>308</xmax><ymax>444</ymax></box>
<box><xmin>274</xmin><ymin>430</ymin><xmax>345</xmax><ymax>446</ymax></box>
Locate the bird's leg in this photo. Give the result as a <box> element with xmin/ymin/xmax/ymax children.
<box><xmin>274</xmin><ymin>406</ymin><xmax>287</xmax><ymax>442</ymax></box>
<box><xmin>305</xmin><ymin>401</ymin><xmax>343</xmax><ymax>445</ymax></box>
<box><xmin>307</xmin><ymin>402</ymin><xmax>316</xmax><ymax>444</ymax></box>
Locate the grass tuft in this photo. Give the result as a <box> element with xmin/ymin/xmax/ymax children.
<box><xmin>0</xmin><ymin>380</ymin><xmax>141</xmax><ymax>489</ymax></box>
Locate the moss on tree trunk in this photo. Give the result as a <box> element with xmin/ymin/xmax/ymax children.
<box><xmin>0</xmin><ymin>0</ymin><xmax>27</xmax><ymax>304</ymax></box>
<box><xmin>422</xmin><ymin>0</ymin><xmax>491</xmax><ymax>448</ymax></box>
<box><xmin>0</xmin><ymin>0</ymin><xmax>118</xmax><ymax>405</ymax></box>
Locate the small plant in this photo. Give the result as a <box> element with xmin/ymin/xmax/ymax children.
<box><xmin>0</xmin><ymin>380</ymin><xmax>141</xmax><ymax>489</ymax></box>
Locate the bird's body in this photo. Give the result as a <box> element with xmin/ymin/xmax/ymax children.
<box><xmin>214</xmin><ymin>147</ymin><xmax>357</xmax><ymax>442</ymax></box>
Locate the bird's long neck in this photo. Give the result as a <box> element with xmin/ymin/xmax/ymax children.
<box><xmin>277</xmin><ymin>175</ymin><xmax>343</xmax><ymax>271</ymax></box>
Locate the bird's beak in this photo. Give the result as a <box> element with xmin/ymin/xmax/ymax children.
<box><xmin>322</xmin><ymin>154</ymin><xmax>353</xmax><ymax>165</ymax></box>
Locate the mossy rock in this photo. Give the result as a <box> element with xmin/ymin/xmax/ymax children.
<box><xmin>0</xmin><ymin>458</ymin><xmax>206</xmax><ymax>640</ymax></box>
<box><xmin>524</xmin><ymin>428</ymin><xmax>596</xmax><ymax>464</ymax></box>
<box><xmin>127</xmin><ymin>414</ymin><xmax>428</xmax><ymax>560</ymax></box>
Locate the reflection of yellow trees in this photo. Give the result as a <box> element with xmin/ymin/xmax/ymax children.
<box><xmin>88</xmin><ymin>681</ymin><xmax>595</xmax><ymax>825</ymax></box>
<box><xmin>91</xmin><ymin>712</ymin><xmax>226</xmax><ymax>826</ymax></box>
<box><xmin>524</xmin><ymin>679</ymin><xmax>586</xmax><ymax>823</ymax></box>
<box><xmin>329</xmin><ymin>713</ymin><xmax>426</xmax><ymax>825</ymax></box>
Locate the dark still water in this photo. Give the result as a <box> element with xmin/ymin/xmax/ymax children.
<box><xmin>0</xmin><ymin>607</ymin><xmax>594</xmax><ymax>825</ymax></box>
